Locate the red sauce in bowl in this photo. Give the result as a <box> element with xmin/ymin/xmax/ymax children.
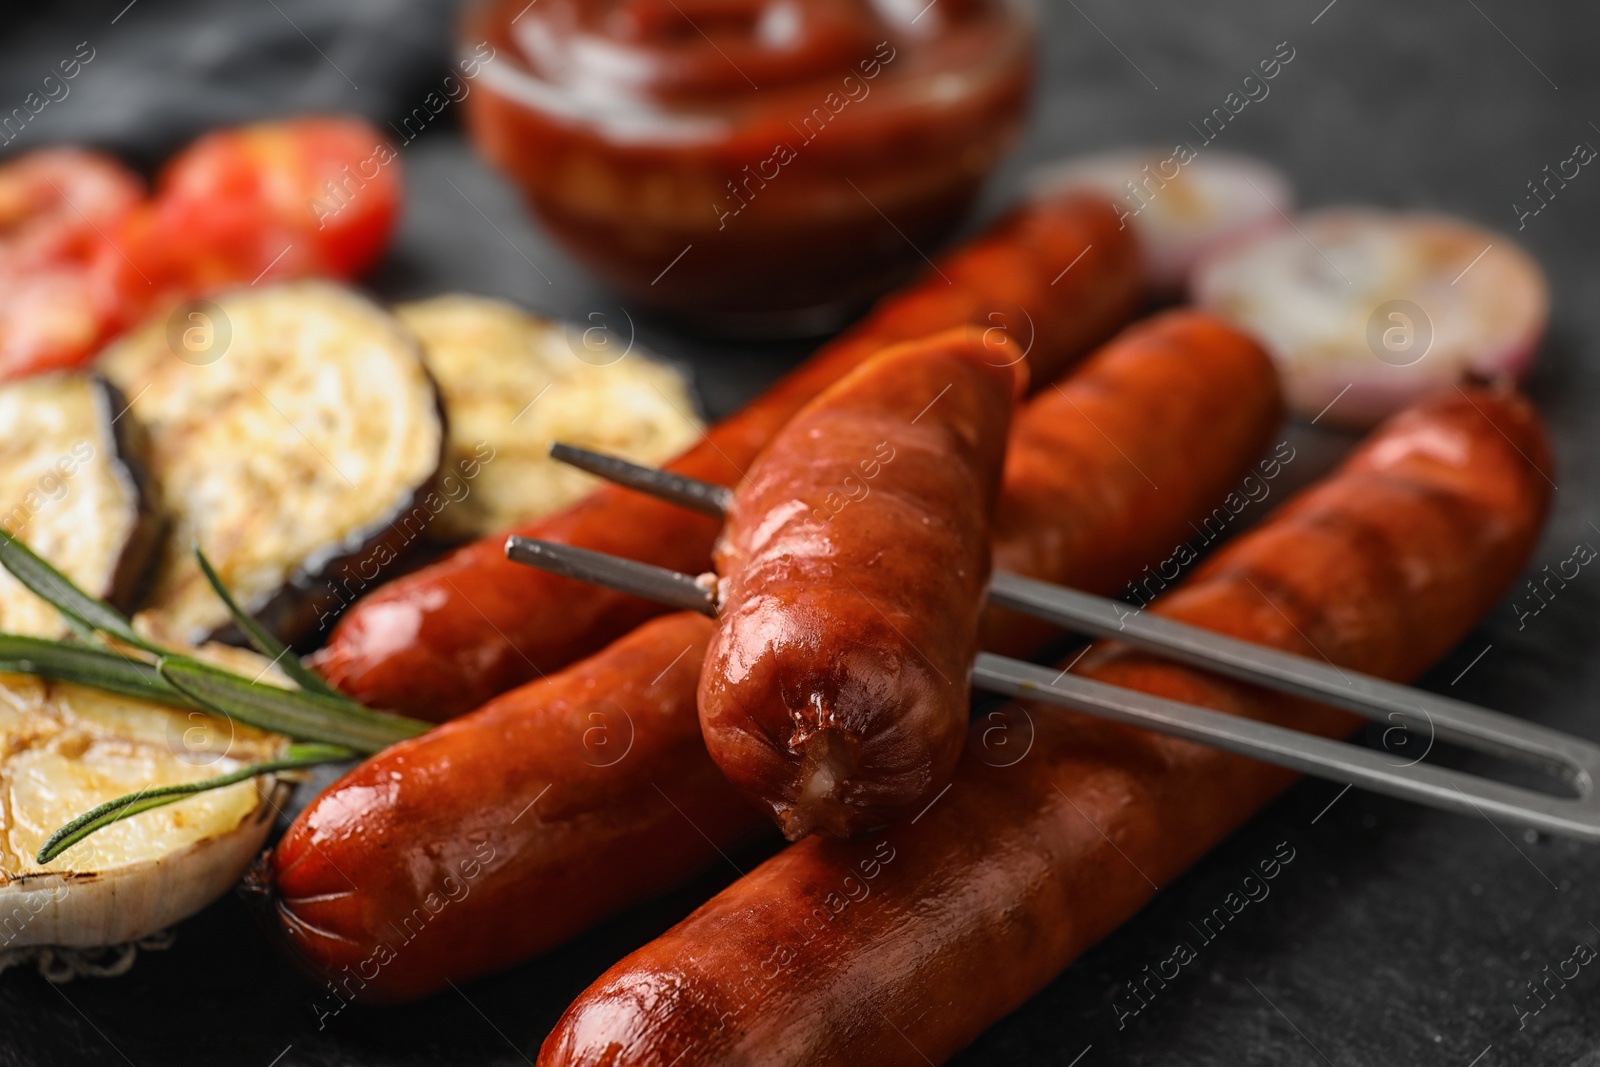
<box><xmin>463</xmin><ymin>0</ymin><xmax>1034</xmax><ymax>334</ymax></box>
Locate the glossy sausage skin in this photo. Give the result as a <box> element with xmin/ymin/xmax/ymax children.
<box><xmin>985</xmin><ymin>309</ymin><xmax>1283</xmax><ymax>655</ymax></box>
<box><xmin>538</xmin><ymin>387</ymin><xmax>1552</xmax><ymax>1067</ymax></box>
<box><xmin>259</xmin><ymin>313</ymin><xmax>1281</xmax><ymax>1004</ymax></box>
<box><xmin>703</xmin><ymin>331</ymin><xmax>1020</xmax><ymax>840</ymax></box>
<box><xmin>309</xmin><ymin>193</ymin><xmax>1142</xmax><ymax>720</ymax></box>
<box><xmin>249</xmin><ymin>612</ymin><xmax>758</xmax><ymax>1006</ymax></box>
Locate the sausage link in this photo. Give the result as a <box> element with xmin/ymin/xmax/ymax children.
<box><xmin>703</xmin><ymin>331</ymin><xmax>1020</xmax><ymax>840</ymax></box>
<box><xmin>259</xmin><ymin>312</ymin><xmax>1281</xmax><ymax>1004</ymax></box>
<box><xmin>249</xmin><ymin>612</ymin><xmax>752</xmax><ymax>1006</ymax></box>
<box><xmin>309</xmin><ymin>193</ymin><xmax>1141</xmax><ymax>720</ymax></box>
<box><xmin>537</xmin><ymin>386</ymin><xmax>1552</xmax><ymax>1067</ymax></box>
<box><xmin>985</xmin><ymin>309</ymin><xmax>1283</xmax><ymax>655</ymax></box>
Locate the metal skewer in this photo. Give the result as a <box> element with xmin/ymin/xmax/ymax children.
<box><xmin>550</xmin><ymin>443</ymin><xmax>733</xmax><ymax>517</ymax></box>
<box><xmin>510</xmin><ymin>443</ymin><xmax>1600</xmax><ymax>844</ymax></box>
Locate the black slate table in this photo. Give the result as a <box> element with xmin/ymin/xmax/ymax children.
<box><xmin>2</xmin><ymin>1</ymin><xmax>1597</xmax><ymax>1064</ymax></box>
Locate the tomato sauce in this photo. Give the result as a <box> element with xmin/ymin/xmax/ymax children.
<box><xmin>464</xmin><ymin>0</ymin><xmax>1034</xmax><ymax>334</ymax></box>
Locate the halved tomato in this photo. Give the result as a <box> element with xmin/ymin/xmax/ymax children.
<box><xmin>0</xmin><ymin>148</ymin><xmax>143</xmax><ymax>267</ymax></box>
<box><xmin>0</xmin><ymin>149</ymin><xmax>144</xmax><ymax>378</ymax></box>
<box><xmin>139</xmin><ymin>115</ymin><xmax>401</xmax><ymax>287</ymax></box>
<box><xmin>1</xmin><ymin>118</ymin><xmax>403</xmax><ymax>380</ymax></box>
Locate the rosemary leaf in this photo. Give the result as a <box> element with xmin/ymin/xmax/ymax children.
<box><xmin>61</xmin><ymin>613</ymin><xmax>108</xmax><ymax>647</ymax></box>
<box><xmin>159</xmin><ymin>657</ymin><xmax>429</xmax><ymax>752</ymax></box>
<box><xmin>0</xmin><ymin>633</ymin><xmax>194</xmax><ymax>708</ymax></box>
<box><xmin>35</xmin><ymin>742</ymin><xmax>353</xmax><ymax>864</ymax></box>
<box><xmin>0</xmin><ymin>528</ymin><xmax>165</xmax><ymax>654</ymax></box>
<box><xmin>193</xmin><ymin>545</ymin><xmax>348</xmax><ymax>702</ymax></box>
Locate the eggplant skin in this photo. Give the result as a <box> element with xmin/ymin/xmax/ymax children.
<box><xmin>0</xmin><ymin>374</ymin><xmax>161</xmax><ymax>637</ymax></box>
<box><xmin>97</xmin><ymin>281</ymin><xmax>446</xmax><ymax>648</ymax></box>
<box><xmin>394</xmin><ymin>294</ymin><xmax>703</xmax><ymax>542</ymax></box>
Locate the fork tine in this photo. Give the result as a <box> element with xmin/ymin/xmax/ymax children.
<box><xmin>987</xmin><ymin>571</ymin><xmax>1598</xmax><ymax>788</ymax></box>
<box><xmin>529</xmin><ymin>446</ymin><xmax>1600</xmax><ymax>844</ymax></box>
<box><xmin>978</xmin><ymin>654</ymin><xmax>1600</xmax><ymax>843</ymax></box>
<box><xmin>550</xmin><ymin>443</ymin><xmax>733</xmax><ymax>518</ymax></box>
<box><xmin>505</xmin><ymin>537</ymin><xmax>718</xmax><ymax>617</ymax></box>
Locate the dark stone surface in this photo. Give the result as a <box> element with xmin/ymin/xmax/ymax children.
<box><xmin>1</xmin><ymin>0</ymin><xmax>1597</xmax><ymax>1064</ymax></box>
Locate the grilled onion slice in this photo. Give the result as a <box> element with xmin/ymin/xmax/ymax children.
<box><xmin>97</xmin><ymin>282</ymin><xmax>445</xmax><ymax>645</ymax></box>
<box><xmin>0</xmin><ymin>654</ymin><xmax>286</xmax><ymax>951</ymax></box>
<box><xmin>1029</xmin><ymin>150</ymin><xmax>1295</xmax><ymax>292</ymax></box>
<box><xmin>0</xmin><ymin>375</ymin><xmax>158</xmax><ymax>638</ymax></box>
<box><xmin>395</xmin><ymin>294</ymin><xmax>703</xmax><ymax>541</ymax></box>
<box><xmin>1193</xmin><ymin>209</ymin><xmax>1547</xmax><ymax>427</ymax></box>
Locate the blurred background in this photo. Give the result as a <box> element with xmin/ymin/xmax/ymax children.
<box><xmin>1</xmin><ymin>2</ymin><xmax>1597</xmax><ymax>1065</ymax></box>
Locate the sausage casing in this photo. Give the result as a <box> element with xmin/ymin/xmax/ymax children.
<box><xmin>252</xmin><ymin>612</ymin><xmax>753</xmax><ymax>1006</ymax></box>
<box><xmin>985</xmin><ymin>309</ymin><xmax>1283</xmax><ymax>654</ymax></box>
<box><xmin>537</xmin><ymin>387</ymin><xmax>1552</xmax><ymax>1067</ymax></box>
<box><xmin>309</xmin><ymin>193</ymin><xmax>1141</xmax><ymax>720</ymax></box>
<box><xmin>260</xmin><ymin>313</ymin><xmax>1281</xmax><ymax>1004</ymax></box>
<box><xmin>702</xmin><ymin>331</ymin><xmax>1019</xmax><ymax>840</ymax></box>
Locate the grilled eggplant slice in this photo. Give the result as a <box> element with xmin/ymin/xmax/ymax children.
<box><xmin>395</xmin><ymin>294</ymin><xmax>702</xmax><ymax>541</ymax></box>
<box><xmin>97</xmin><ymin>281</ymin><xmax>445</xmax><ymax>646</ymax></box>
<box><xmin>0</xmin><ymin>375</ymin><xmax>158</xmax><ymax>638</ymax></box>
<box><xmin>0</xmin><ymin>647</ymin><xmax>288</xmax><ymax>952</ymax></box>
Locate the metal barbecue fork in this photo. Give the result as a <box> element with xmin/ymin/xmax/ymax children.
<box><xmin>500</xmin><ymin>443</ymin><xmax>1600</xmax><ymax>844</ymax></box>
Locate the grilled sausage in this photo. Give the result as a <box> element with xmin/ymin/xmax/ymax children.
<box><xmin>251</xmin><ymin>612</ymin><xmax>751</xmax><ymax>1007</ymax></box>
<box><xmin>257</xmin><ymin>312</ymin><xmax>1281</xmax><ymax>1004</ymax></box>
<box><xmin>984</xmin><ymin>309</ymin><xmax>1284</xmax><ymax>656</ymax></box>
<box><xmin>538</xmin><ymin>386</ymin><xmax>1552</xmax><ymax>1067</ymax></box>
<box><xmin>309</xmin><ymin>192</ymin><xmax>1142</xmax><ymax>720</ymax></box>
<box><xmin>702</xmin><ymin>330</ymin><xmax>1020</xmax><ymax>841</ymax></box>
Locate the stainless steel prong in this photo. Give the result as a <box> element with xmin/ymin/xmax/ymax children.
<box><xmin>986</xmin><ymin>571</ymin><xmax>1599</xmax><ymax>788</ymax></box>
<box><xmin>550</xmin><ymin>443</ymin><xmax>733</xmax><ymax>518</ymax></box>
<box><xmin>514</xmin><ymin>446</ymin><xmax>1600</xmax><ymax>845</ymax></box>
<box><xmin>976</xmin><ymin>654</ymin><xmax>1600</xmax><ymax>844</ymax></box>
<box><xmin>505</xmin><ymin>536</ymin><xmax>717</xmax><ymax>617</ymax></box>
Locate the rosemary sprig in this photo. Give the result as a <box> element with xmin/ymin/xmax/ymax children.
<box><xmin>0</xmin><ymin>527</ymin><xmax>165</xmax><ymax>655</ymax></box>
<box><xmin>193</xmin><ymin>546</ymin><xmax>348</xmax><ymax>702</ymax></box>
<box><xmin>0</xmin><ymin>529</ymin><xmax>433</xmax><ymax>864</ymax></box>
<box><xmin>35</xmin><ymin>743</ymin><xmax>352</xmax><ymax>864</ymax></box>
<box><xmin>159</xmin><ymin>657</ymin><xmax>425</xmax><ymax>751</ymax></box>
<box><xmin>0</xmin><ymin>633</ymin><xmax>195</xmax><ymax>707</ymax></box>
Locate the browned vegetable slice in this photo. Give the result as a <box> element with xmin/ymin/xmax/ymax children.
<box><xmin>395</xmin><ymin>294</ymin><xmax>702</xmax><ymax>541</ymax></box>
<box><xmin>97</xmin><ymin>281</ymin><xmax>444</xmax><ymax>646</ymax></box>
<box><xmin>0</xmin><ymin>374</ymin><xmax>158</xmax><ymax>637</ymax></box>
